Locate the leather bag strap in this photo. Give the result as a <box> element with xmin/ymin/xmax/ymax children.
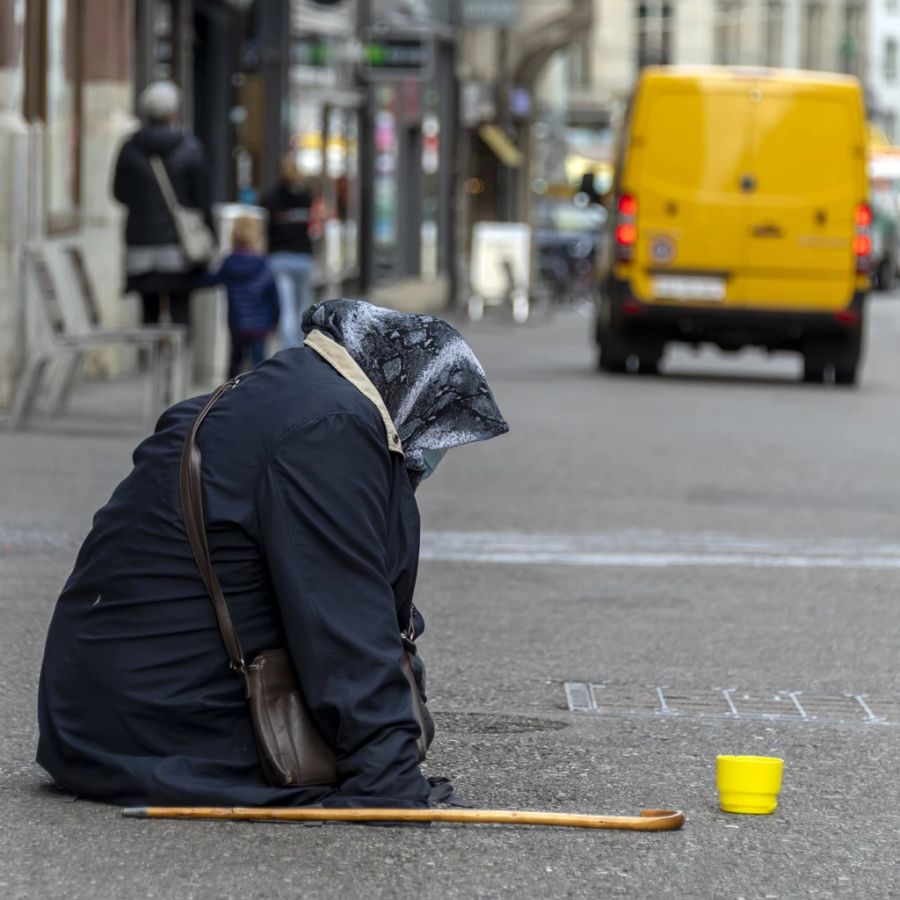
<box><xmin>178</xmin><ymin>379</ymin><xmax>247</xmax><ymax>676</ymax></box>
<box><xmin>149</xmin><ymin>155</ymin><xmax>181</xmax><ymax>219</ymax></box>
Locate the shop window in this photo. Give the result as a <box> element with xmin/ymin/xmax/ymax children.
<box><xmin>714</xmin><ymin>1</ymin><xmax>742</xmax><ymax>66</ymax></box>
<box><xmin>24</xmin><ymin>0</ymin><xmax>83</xmax><ymax>233</ymax></box>
<box><xmin>637</xmin><ymin>2</ymin><xmax>674</xmax><ymax>69</ymax></box>
<box><xmin>802</xmin><ymin>1</ymin><xmax>825</xmax><ymax>70</ymax></box>
<box><xmin>840</xmin><ymin>3</ymin><xmax>863</xmax><ymax>76</ymax></box>
<box><xmin>885</xmin><ymin>38</ymin><xmax>898</xmax><ymax>82</ymax></box>
<box><xmin>763</xmin><ymin>2</ymin><xmax>784</xmax><ymax>67</ymax></box>
<box><xmin>637</xmin><ymin>3</ymin><xmax>674</xmax><ymax>68</ymax></box>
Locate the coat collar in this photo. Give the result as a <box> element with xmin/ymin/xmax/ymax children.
<box><xmin>304</xmin><ymin>329</ymin><xmax>404</xmax><ymax>456</ymax></box>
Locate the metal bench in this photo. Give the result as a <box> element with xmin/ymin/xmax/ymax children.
<box><xmin>7</xmin><ymin>244</ymin><xmax>188</xmax><ymax>432</ymax></box>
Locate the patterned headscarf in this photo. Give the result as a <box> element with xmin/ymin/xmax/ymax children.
<box><xmin>302</xmin><ymin>300</ymin><xmax>509</xmax><ymax>481</ymax></box>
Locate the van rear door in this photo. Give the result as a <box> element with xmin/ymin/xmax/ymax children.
<box><xmin>629</xmin><ymin>75</ymin><xmax>752</xmax><ymax>307</ymax></box>
<box><xmin>744</xmin><ymin>79</ymin><xmax>864</xmax><ymax>311</ymax></box>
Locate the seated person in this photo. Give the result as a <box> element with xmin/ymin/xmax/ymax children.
<box><xmin>37</xmin><ymin>300</ymin><xmax>508</xmax><ymax>808</ymax></box>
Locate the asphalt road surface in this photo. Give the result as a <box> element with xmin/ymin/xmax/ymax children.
<box><xmin>4</xmin><ymin>295</ymin><xmax>900</xmax><ymax>899</ymax></box>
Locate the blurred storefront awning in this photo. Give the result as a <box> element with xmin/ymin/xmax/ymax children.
<box><xmin>478</xmin><ymin>124</ymin><xmax>523</xmax><ymax>167</ymax></box>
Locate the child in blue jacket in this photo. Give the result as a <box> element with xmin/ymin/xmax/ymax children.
<box><xmin>209</xmin><ymin>216</ymin><xmax>280</xmax><ymax>378</ymax></box>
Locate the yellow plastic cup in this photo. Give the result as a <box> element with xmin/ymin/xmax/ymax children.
<box><xmin>717</xmin><ymin>755</ymin><xmax>784</xmax><ymax>815</ymax></box>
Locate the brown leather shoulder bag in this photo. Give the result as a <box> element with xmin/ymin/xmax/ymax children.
<box><xmin>179</xmin><ymin>379</ymin><xmax>433</xmax><ymax>787</ymax></box>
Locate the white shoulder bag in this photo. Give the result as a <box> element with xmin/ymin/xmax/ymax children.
<box><xmin>149</xmin><ymin>155</ymin><xmax>217</xmax><ymax>267</ymax></box>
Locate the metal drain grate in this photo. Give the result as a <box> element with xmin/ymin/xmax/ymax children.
<box><xmin>565</xmin><ymin>682</ymin><xmax>900</xmax><ymax>727</ymax></box>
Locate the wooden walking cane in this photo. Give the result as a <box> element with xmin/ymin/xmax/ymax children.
<box><xmin>122</xmin><ymin>806</ymin><xmax>685</xmax><ymax>831</ymax></box>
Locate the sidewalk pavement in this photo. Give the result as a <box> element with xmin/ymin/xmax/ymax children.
<box><xmin>6</xmin><ymin>311</ymin><xmax>899</xmax><ymax>899</ymax></box>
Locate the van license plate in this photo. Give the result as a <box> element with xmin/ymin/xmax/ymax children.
<box><xmin>652</xmin><ymin>276</ymin><xmax>725</xmax><ymax>301</ymax></box>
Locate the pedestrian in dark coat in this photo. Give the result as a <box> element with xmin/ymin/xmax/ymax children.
<box><xmin>261</xmin><ymin>154</ymin><xmax>317</xmax><ymax>348</ymax></box>
<box><xmin>205</xmin><ymin>215</ymin><xmax>280</xmax><ymax>377</ymax></box>
<box><xmin>112</xmin><ymin>81</ymin><xmax>213</xmax><ymax>330</ymax></box>
<box><xmin>36</xmin><ymin>300</ymin><xmax>508</xmax><ymax>808</ymax></box>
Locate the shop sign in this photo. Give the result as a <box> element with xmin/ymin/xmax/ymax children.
<box><xmin>291</xmin><ymin>37</ymin><xmax>340</xmax><ymax>88</ymax></box>
<box><xmin>291</xmin><ymin>0</ymin><xmax>355</xmax><ymax>34</ymax></box>
<box><xmin>360</xmin><ymin>32</ymin><xmax>434</xmax><ymax>81</ymax></box>
<box><xmin>461</xmin><ymin>0</ymin><xmax>521</xmax><ymax>26</ymax></box>
<box><xmin>292</xmin><ymin>38</ymin><xmax>332</xmax><ymax>67</ymax></box>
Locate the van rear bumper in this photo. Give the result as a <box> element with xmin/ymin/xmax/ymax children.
<box><xmin>600</xmin><ymin>277</ymin><xmax>865</xmax><ymax>352</ymax></box>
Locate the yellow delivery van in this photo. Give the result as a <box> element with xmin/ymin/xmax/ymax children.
<box><xmin>597</xmin><ymin>67</ymin><xmax>870</xmax><ymax>384</ymax></box>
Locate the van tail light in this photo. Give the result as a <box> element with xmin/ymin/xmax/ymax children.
<box><xmin>835</xmin><ymin>308</ymin><xmax>860</xmax><ymax>326</ymax></box>
<box><xmin>855</xmin><ymin>203</ymin><xmax>871</xmax><ymax>273</ymax></box>
<box><xmin>615</xmin><ymin>194</ymin><xmax>637</xmax><ymax>261</ymax></box>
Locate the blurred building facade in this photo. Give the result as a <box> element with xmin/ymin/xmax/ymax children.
<box><xmin>453</xmin><ymin>1</ymin><xmax>593</xmax><ymax>278</ymax></box>
<box><xmin>867</xmin><ymin>0</ymin><xmax>900</xmax><ymax>139</ymax></box>
<box><xmin>550</xmin><ymin>1</ymin><xmax>900</xmax><ymax>130</ymax></box>
<box><xmin>523</xmin><ymin>2</ymin><xmax>898</xmax><ymax>221</ymax></box>
<box><xmin>0</xmin><ymin>0</ymin><xmax>287</xmax><ymax>405</ymax></box>
<box><xmin>554</xmin><ymin>1</ymin><xmax>869</xmax><ymax>122</ymax></box>
<box><xmin>357</xmin><ymin>0</ymin><xmax>459</xmax><ymax>307</ymax></box>
<box><xmin>6</xmin><ymin>1</ymin><xmax>900</xmax><ymax>405</ymax></box>
<box><xmin>1</xmin><ymin>0</ymin><xmax>138</xmax><ymax>406</ymax></box>
<box><xmin>0</xmin><ymin>0</ymin><xmax>466</xmax><ymax>405</ymax></box>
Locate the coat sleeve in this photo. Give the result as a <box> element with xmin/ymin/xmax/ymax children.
<box><xmin>196</xmin><ymin>262</ymin><xmax>224</xmax><ymax>288</ymax></box>
<box><xmin>255</xmin><ymin>411</ymin><xmax>430</xmax><ymax>808</ymax></box>
<box><xmin>264</xmin><ymin>266</ymin><xmax>280</xmax><ymax>328</ymax></box>
<box><xmin>111</xmin><ymin>142</ymin><xmax>136</xmax><ymax>206</ymax></box>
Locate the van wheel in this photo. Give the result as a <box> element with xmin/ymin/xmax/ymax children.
<box><xmin>834</xmin><ymin>321</ymin><xmax>863</xmax><ymax>386</ymax></box>
<box><xmin>802</xmin><ymin>354</ymin><xmax>826</xmax><ymax>383</ymax></box>
<box><xmin>877</xmin><ymin>256</ymin><xmax>896</xmax><ymax>292</ymax></box>
<box><xmin>598</xmin><ymin>327</ymin><xmax>629</xmax><ymax>373</ymax></box>
<box><xmin>803</xmin><ymin>330</ymin><xmax>862</xmax><ymax>386</ymax></box>
<box><xmin>834</xmin><ymin>338</ymin><xmax>861</xmax><ymax>386</ymax></box>
<box><xmin>834</xmin><ymin>362</ymin><xmax>858</xmax><ymax>386</ymax></box>
<box><xmin>637</xmin><ymin>342</ymin><xmax>664</xmax><ymax>375</ymax></box>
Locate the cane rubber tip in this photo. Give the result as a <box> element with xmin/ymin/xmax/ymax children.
<box><xmin>121</xmin><ymin>807</ymin><xmax>148</xmax><ymax>818</ymax></box>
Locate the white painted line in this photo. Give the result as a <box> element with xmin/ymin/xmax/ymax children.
<box><xmin>420</xmin><ymin>530</ymin><xmax>900</xmax><ymax>570</ymax></box>
<box><xmin>847</xmin><ymin>693</ymin><xmax>886</xmax><ymax>724</ymax></box>
<box><xmin>656</xmin><ymin>686</ymin><xmax>677</xmax><ymax>715</ymax></box>
<box><xmin>786</xmin><ymin>692</ymin><xmax>810</xmax><ymax>721</ymax></box>
<box><xmin>722</xmin><ymin>688</ymin><xmax>739</xmax><ymax>717</ymax></box>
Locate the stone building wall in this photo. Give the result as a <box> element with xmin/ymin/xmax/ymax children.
<box><xmin>0</xmin><ymin>0</ymin><xmax>137</xmax><ymax>410</ymax></box>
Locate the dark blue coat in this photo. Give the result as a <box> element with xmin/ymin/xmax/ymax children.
<box><xmin>209</xmin><ymin>252</ymin><xmax>280</xmax><ymax>336</ymax></box>
<box><xmin>113</xmin><ymin>124</ymin><xmax>212</xmax><ymax>248</ymax></box>
<box><xmin>37</xmin><ymin>346</ymin><xmax>430</xmax><ymax>808</ymax></box>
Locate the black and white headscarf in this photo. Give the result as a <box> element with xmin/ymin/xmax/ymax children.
<box><xmin>302</xmin><ymin>300</ymin><xmax>509</xmax><ymax>481</ymax></box>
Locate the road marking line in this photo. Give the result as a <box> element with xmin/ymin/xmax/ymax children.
<box><xmin>846</xmin><ymin>693</ymin><xmax>885</xmax><ymax>724</ymax></box>
<box><xmin>656</xmin><ymin>686</ymin><xmax>677</xmax><ymax>715</ymax></box>
<box><xmin>420</xmin><ymin>530</ymin><xmax>900</xmax><ymax>570</ymax></box>
<box><xmin>722</xmin><ymin>688</ymin><xmax>739</xmax><ymax>717</ymax></box>
<box><xmin>786</xmin><ymin>691</ymin><xmax>810</xmax><ymax>721</ymax></box>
